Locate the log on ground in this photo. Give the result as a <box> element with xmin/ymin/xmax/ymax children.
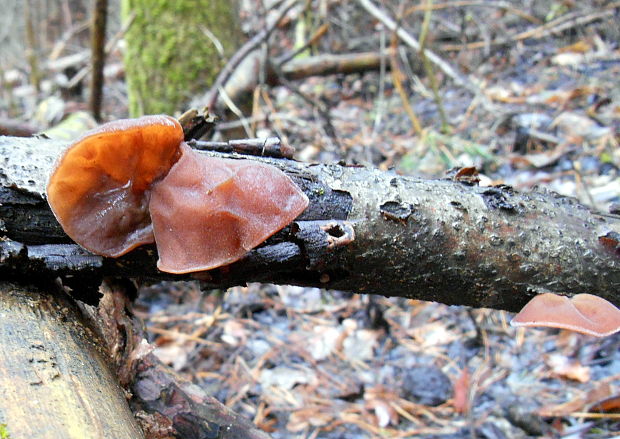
<box><xmin>0</xmin><ymin>135</ymin><xmax>619</xmax><ymax>311</ymax></box>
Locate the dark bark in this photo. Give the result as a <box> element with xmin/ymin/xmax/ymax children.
<box><xmin>1</xmin><ymin>135</ymin><xmax>619</xmax><ymax>312</ymax></box>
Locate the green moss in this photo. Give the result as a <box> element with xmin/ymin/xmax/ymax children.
<box><xmin>122</xmin><ymin>0</ymin><xmax>242</xmax><ymax>116</ymax></box>
<box><xmin>0</xmin><ymin>424</ymin><xmax>10</xmax><ymax>439</ymax></box>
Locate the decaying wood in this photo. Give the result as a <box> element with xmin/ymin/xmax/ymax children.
<box><xmin>1</xmin><ymin>134</ymin><xmax>619</xmax><ymax>312</ymax></box>
<box><xmin>85</xmin><ymin>281</ymin><xmax>271</xmax><ymax>439</ymax></box>
<box><xmin>200</xmin><ymin>49</ymin><xmax>406</xmax><ymax>112</ymax></box>
<box><xmin>0</xmin><ymin>282</ymin><xmax>144</xmax><ymax>439</ymax></box>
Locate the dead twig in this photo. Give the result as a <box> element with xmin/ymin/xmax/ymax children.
<box><xmin>89</xmin><ymin>0</ymin><xmax>108</xmax><ymax>121</ymax></box>
<box><xmin>357</xmin><ymin>0</ymin><xmax>480</xmax><ymax>94</ymax></box>
<box><xmin>440</xmin><ymin>6</ymin><xmax>618</xmax><ymax>51</ymax></box>
<box><xmin>188</xmin><ymin>137</ymin><xmax>294</xmax><ymax>159</ymax></box>
<box><xmin>282</xmin><ymin>50</ymin><xmax>397</xmax><ymax>80</ymax></box>
<box><xmin>205</xmin><ymin>0</ymin><xmax>300</xmax><ymax>111</ymax></box>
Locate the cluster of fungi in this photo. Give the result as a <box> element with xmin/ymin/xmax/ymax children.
<box><xmin>46</xmin><ymin>115</ymin><xmax>619</xmax><ymax>337</ymax></box>
<box><xmin>46</xmin><ymin>115</ymin><xmax>309</xmax><ymax>274</ymax></box>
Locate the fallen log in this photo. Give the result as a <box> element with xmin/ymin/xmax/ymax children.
<box><xmin>0</xmin><ymin>279</ymin><xmax>272</xmax><ymax>439</ymax></box>
<box><xmin>1</xmin><ymin>134</ymin><xmax>619</xmax><ymax>311</ymax></box>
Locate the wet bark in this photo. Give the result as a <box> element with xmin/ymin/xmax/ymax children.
<box><xmin>0</xmin><ymin>282</ymin><xmax>144</xmax><ymax>439</ymax></box>
<box><xmin>1</xmin><ymin>135</ymin><xmax>619</xmax><ymax>312</ymax></box>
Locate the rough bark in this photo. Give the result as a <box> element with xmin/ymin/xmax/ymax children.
<box><xmin>1</xmin><ymin>135</ymin><xmax>619</xmax><ymax>312</ymax></box>
<box><xmin>0</xmin><ymin>282</ymin><xmax>144</xmax><ymax>439</ymax></box>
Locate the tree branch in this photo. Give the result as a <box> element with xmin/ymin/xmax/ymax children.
<box><xmin>1</xmin><ymin>135</ymin><xmax>619</xmax><ymax>311</ymax></box>
<box><xmin>89</xmin><ymin>0</ymin><xmax>108</xmax><ymax>121</ymax></box>
<box><xmin>356</xmin><ymin>0</ymin><xmax>480</xmax><ymax>93</ymax></box>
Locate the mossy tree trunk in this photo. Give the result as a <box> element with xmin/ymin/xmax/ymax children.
<box><xmin>122</xmin><ymin>0</ymin><xmax>242</xmax><ymax>116</ymax></box>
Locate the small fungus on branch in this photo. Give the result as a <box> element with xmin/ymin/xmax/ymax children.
<box><xmin>46</xmin><ymin>116</ymin><xmax>309</xmax><ymax>273</ymax></box>
<box><xmin>510</xmin><ymin>293</ymin><xmax>620</xmax><ymax>337</ymax></box>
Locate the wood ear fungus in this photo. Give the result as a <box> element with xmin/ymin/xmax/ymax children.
<box><xmin>47</xmin><ymin>115</ymin><xmax>184</xmax><ymax>257</ymax></box>
<box><xmin>510</xmin><ymin>293</ymin><xmax>620</xmax><ymax>337</ymax></box>
<box><xmin>46</xmin><ymin>116</ymin><xmax>309</xmax><ymax>272</ymax></box>
<box><xmin>150</xmin><ymin>143</ymin><xmax>309</xmax><ymax>273</ymax></box>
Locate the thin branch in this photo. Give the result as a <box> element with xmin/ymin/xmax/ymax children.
<box><xmin>188</xmin><ymin>137</ymin><xmax>294</xmax><ymax>158</ymax></box>
<box><xmin>205</xmin><ymin>0</ymin><xmax>300</xmax><ymax>111</ymax></box>
<box><xmin>440</xmin><ymin>7</ymin><xmax>617</xmax><ymax>51</ymax></box>
<box><xmin>89</xmin><ymin>0</ymin><xmax>108</xmax><ymax>122</ymax></box>
<box><xmin>357</xmin><ymin>0</ymin><xmax>480</xmax><ymax>93</ymax></box>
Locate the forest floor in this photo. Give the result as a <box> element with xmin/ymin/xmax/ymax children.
<box><xmin>2</xmin><ymin>1</ymin><xmax>620</xmax><ymax>438</ymax></box>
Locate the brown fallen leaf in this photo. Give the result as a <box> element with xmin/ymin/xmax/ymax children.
<box><xmin>546</xmin><ymin>354</ymin><xmax>591</xmax><ymax>383</ymax></box>
<box><xmin>453</xmin><ymin>367</ymin><xmax>471</xmax><ymax>414</ymax></box>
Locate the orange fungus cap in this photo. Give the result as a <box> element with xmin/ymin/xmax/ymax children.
<box><xmin>46</xmin><ymin>115</ymin><xmax>184</xmax><ymax>257</ymax></box>
<box><xmin>511</xmin><ymin>293</ymin><xmax>620</xmax><ymax>337</ymax></box>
